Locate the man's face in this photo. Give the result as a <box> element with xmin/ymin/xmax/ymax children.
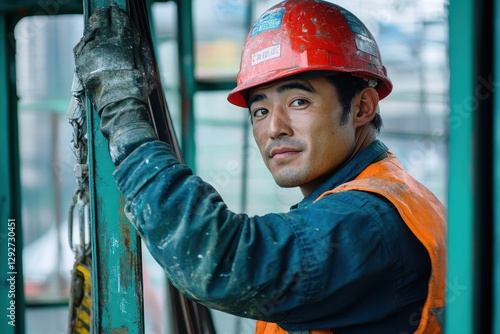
<box><xmin>248</xmin><ymin>76</ymin><xmax>356</xmax><ymax>196</ymax></box>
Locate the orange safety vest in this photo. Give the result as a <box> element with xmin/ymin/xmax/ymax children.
<box><xmin>255</xmin><ymin>153</ymin><xmax>446</xmax><ymax>334</ymax></box>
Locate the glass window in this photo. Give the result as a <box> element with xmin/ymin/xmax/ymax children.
<box><xmin>16</xmin><ymin>14</ymin><xmax>82</xmax><ymax>333</ymax></box>
<box><xmin>193</xmin><ymin>0</ymin><xmax>248</xmax><ymax>81</ymax></box>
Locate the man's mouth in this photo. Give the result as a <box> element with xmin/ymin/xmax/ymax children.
<box><xmin>269</xmin><ymin>146</ymin><xmax>301</xmax><ymax>162</ymax></box>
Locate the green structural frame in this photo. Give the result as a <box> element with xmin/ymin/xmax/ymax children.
<box><xmin>448</xmin><ymin>0</ymin><xmax>496</xmax><ymax>332</ymax></box>
<box><xmin>447</xmin><ymin>0</ymin><xmax>474</xmax><ymax>331</ymax></box>
<box><xmin>176</xmin><ymin>0</ymin><xmax>197</xmax><ymax>169</ymax></box>
<box><xmin>0</xmin><ymin>12</ymin><xmax>26</xmax><ymax>334</ymax></box>
<box><xmin>83</xmin><ymin>0</ymin><xmax>146</xmax><ymax>332</ymax></box>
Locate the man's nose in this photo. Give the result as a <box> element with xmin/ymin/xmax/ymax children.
<box><xmin>268</xmin><ymin>107</ymin><xmax>293</xmax><ymax>139</ymax></box>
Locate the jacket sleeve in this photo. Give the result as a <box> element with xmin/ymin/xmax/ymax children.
<box><xmin>114</xmin><ymin>141</ymin><xmax>311</xmax><ymax>321</ymax></box>
<box><xmin>113</xmin><ymin>141</ymin><xmax>405</xmax><ymax>326</ymax></box>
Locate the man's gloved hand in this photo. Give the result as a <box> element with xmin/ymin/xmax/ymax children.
<box><xmin>74</xmin><ymin>4</ymin><xmax>157</xmax><ymax>165</ymax></box>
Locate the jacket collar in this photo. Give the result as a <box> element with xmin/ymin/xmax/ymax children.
<box><xmin>292</xmin><ymin>139</ymin><xmax>389</xmax><ymax>209</ymax></box>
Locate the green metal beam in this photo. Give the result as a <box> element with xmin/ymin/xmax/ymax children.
<box><xmin>448</xmin><ymin>0</ymin><xmax>496</xmax><ymax>332</ymax></box>
<box><xmin>0</xmin><ymin>0</ymin><xmax>82</xmax><ymax>15</ymax></box>
<box><xmin>0</xmin><ymin>13</ymin><xmax>26</xmax><ymax>334</ymax></box>
<box><xmin>88</xmin><ymin>109</ymin><xmax>145</xmax><ymax>332</ymax></box>
<box><xmin>0</xmin><ymin>0</ymin><xmax>165</xmax><ymax>15</ymax></box>
<box><xmin>446</xmin><ymin>0</ymin><xmax>474</xmax><ymax>332</ymax></box>
<box><xmin>82</xmin><ymin>0</ymin><xmax>145</xmax><ymax>332</ymax></box>
<box><xmin>176</xmin><ymin>0</ymin><xmax>197</xmax><ymax>170</ymax></box>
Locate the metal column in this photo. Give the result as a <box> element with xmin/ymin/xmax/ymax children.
<box><xmin>176</xmin><ymin>0</ymin><xmax>197</xmax><ymax>170</ymax></box>
<box><xmin>0</xmin><ymin>13</ymin><xmax>26</xmax><ymax>334</ymax></box>
<box><xmin>447</xmin><ymin>0</ymin><xmax>475</xmax><ymax>332</ymax></box>
<box><xmin>448</xmin><ymin>0</ymin><xmax>494</xmax><ymax>332</ymax></box>
<box><xmin>82</xmin><ymin>0</ymin><xmax>145</xmax><ymax>332</ymax></box>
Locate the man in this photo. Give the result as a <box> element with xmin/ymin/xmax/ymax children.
<box><xmin>74</xmin><ymin>1</ymin><xmax>446</xmax><ymax>333</ymax></box>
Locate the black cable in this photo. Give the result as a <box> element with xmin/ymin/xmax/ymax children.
<box><xmin>128</xmin><ymin>1</ymin><xmax>217</xmax><ymax>333</ymax></box>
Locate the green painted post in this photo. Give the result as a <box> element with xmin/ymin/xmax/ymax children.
<box><xmin>88</xmin><ymin>109</ymin><xmax>145</xmax><ymax>333</ymax></box>
<box><xmin>82</xmin><ymin>0</ymin><xmax>145</xmax><ymax>332</ymax></box>
<box><xmin>177</xmin><ymin>0</ymin><xmax>197</xmax><ymax>170</ymax></box>
<box><xmin>0</xmin><ymin>13</ymin><xmax>26</xmax><ymax>334</ymax></box>
<box><xmin>448</xmin><ymin>0</ymin><xmax>498</xmax><ymax>331</ymax></box>
<box><xmin>447</xmin><ymin>0</ymin><xmax>474</xmax><ymax>333</ymax></box>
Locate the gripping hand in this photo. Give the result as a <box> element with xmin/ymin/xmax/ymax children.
<box><xmin>74</xmin><ymin>4</ymin><xmax>157</xmax><ymax>165</ymax></box>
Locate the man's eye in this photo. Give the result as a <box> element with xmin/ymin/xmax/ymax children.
<box><xmin>290</xmin><ymin>99</ymin><xmax>308</xmax><ymax>108</ymax></box>
<box><xmin>253</xmin><ymin>108</ymin><xmax>269</xmax><ymax>118</ymax></box>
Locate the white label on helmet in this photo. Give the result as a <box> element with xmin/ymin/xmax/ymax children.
<box><xmin>341</xmin><ymin>9</ymin><xmax>378</xmax><ymax>58</ymax></box>
<box><xmin>354</xmin><ymin>35</ymin><xmax>379</xmax><ymax>58</ymax></box>
<box><xmin>252</xmin><ymin>44</ymin><xmax>281</xmax><ymax>66</ymax></box>
<box><xmin>251</xmin><ymin>7</ymin><xmax>286</xmax><ymax>37</ymax></box>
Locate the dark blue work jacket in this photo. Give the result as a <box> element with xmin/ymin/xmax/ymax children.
<box><xmin>114</xmin><ymin>139</ymin><xmax>431</xmax><ymax>333</ymax></box>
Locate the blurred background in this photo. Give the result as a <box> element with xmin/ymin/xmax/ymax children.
<box><xmin>11</xmin><ymin>0</ymin><xmax>448</xmax><ymax>333</ymax></box>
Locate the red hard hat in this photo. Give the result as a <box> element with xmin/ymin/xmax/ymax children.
<box><xmin>227</xmin><ymin>0</ymin><xmax>393</xmax><ymax>108</ymax></box>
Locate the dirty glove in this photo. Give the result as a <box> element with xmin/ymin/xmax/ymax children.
<box><xmin>74</xmin><ymin>4</ymin><xmax>157</xmax><ymax>165</ymax></box>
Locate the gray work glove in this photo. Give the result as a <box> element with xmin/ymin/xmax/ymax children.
<box><xmin>74</xmin><ymin>4</ymin><xmax>157</xmax><ymax>165</ymax></box>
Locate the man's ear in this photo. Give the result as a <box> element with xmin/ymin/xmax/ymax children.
<box><xmin>353</xmin><ymin>87</ymin><xmax>379</xmax><ymax>127</ymax></box>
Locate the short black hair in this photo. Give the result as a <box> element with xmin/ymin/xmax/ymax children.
<box><xmin>327</xmin><ymin>73</ymin><xmax>383</xmax><ymax>133</ymax></box>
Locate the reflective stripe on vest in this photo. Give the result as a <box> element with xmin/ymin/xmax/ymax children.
<box><xmin>255</xmin><ymin>153</ymin><xmax>446</xmax><ymax>334</ymax></box>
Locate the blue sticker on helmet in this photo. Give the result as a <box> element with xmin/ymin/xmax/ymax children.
<box><xmin>250</xmin><ymin>7</ymin><xmax>286</xmax><ymax>37</ymax></box>
<box><xmin>341</xmin><ymin>9</ymin><xmax>368</xmax><ymax>37</ymax></box>
<box><xmin>341</xmin><ymin>9</ymin><xmax>379</xmax><ymax>57</ymax></box>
